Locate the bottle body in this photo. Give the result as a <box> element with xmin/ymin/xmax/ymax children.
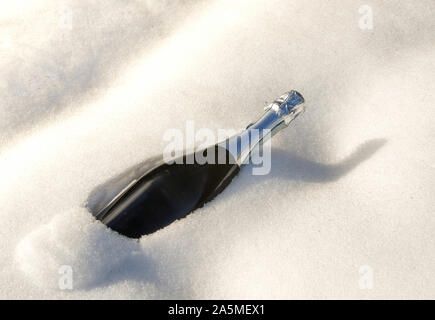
<box><xmin>93</xmin><ymin>146</ymin><xmax>239</xmax><ymax>238</ymax></box>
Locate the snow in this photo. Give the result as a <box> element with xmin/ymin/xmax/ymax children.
<box><xmin>1</xmin><ymin>0</ymin><xmax>435</xmax><ymax>299</ymax></box>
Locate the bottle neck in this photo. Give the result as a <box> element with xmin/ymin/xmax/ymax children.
<box><xmin>219</xmin><ymin>91</ymin><xmax>305</xmax><ymax>165</ymax></box>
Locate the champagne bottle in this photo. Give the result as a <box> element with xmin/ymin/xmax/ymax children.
<box><xmin>88</xmin><ymin>90</ymin><xmax>305</xmax><ymax>238</ymax></box>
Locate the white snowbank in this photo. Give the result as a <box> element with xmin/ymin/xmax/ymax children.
<box><xmin>15</xmin><ymin>208</ymin><xmax>138</xmax><ymax>289</ymax></box>
<box><xmin>0</xmin><ymin>0</ymin><xmax>434</xmax><ymax>299</ymax></box>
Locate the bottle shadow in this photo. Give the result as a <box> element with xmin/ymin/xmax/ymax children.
<box><xmin>247</xmin><ymin>138</ymin><xmax>387</xmax><ymax>184</ymax></box>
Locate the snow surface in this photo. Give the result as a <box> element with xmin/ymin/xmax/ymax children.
<box><xmin>1</xmin><ymin>0</ymin><xmax>435</xmax><ymax>299</ymax></box>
